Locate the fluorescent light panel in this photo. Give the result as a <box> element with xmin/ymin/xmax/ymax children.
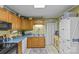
<box><xmin>34</xmin><ymin>5</ymin><xmax>45</xmax><ymax>8</ymax></box>
<box><xmin>34</xmin><ymin>25</ymin><xmax>44</xmax><ymax>28</ymax></box>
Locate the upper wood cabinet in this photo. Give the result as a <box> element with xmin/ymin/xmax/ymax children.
<box><xmin>21</xmin><ymin>18</ymin><xmax>34</xmax><ymax>30</ymax></box>
<box><xmin>11</xmin><ymin>14</ymin><xmax>17</xmax><ymax>30</ymax></box>
<box><xmin>0</xmin><ymin>7</ymin><xmax>34</xmax><ymax>30</ymax></box>
<box><xmin>16</xmin><ymin>17</ymin><xmax>21</xmax><ymax>30</ymax></box>
<box><xmin>7</xmin><ymin>11</ymin><xmax>14</xmax><ymax>23</ymax></box>
<box><xmin>7</xmin><ymin>10</ymin><xmax>22</xmax><ymax>30</ymax></box>
<box><xmin>11</xmin><ymin>15</ymin><xmax>22</xmax><ymax>30</ymax></box>
<box><xmin>26</xmin><ymin>19</ymin><xmax>34</xmax><ymax>30</ymax></box>
<box><xmin>21</xmin><ymin>18</ymin><xmax>26</xmax><ymax>30</ymax></box>
<box><xmin>0</xmin><ymin>7</ymin><xmax>8</xmax><ymax>22</ymax></box>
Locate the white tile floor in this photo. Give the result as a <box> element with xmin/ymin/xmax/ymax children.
<box><xmin>10</xmin><ymin>45</ymin><xmax>58</xmax><ymax>54</ymax></box>
<box><xmin>26</xmin><ymin>45</ymin><xmax>58</xmax><ymax>54</ymax></box>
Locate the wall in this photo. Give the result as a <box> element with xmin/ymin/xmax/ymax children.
<box><xmin>57</xmin><ymin>6</ymin><xmax>79</xmax><ymax>31</ymax></box>
<box><xmin>69</xmin><ymin>6</ymin><xmax>79</xmax><ymax>13</ymax></box>
<box><xmin>55</xmin><ymin>18</ymin><xmax>59</xmax><ymax>30</ymax></box>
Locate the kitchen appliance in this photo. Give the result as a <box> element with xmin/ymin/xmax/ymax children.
<box><xmin>0</xmin><ymin>21</ymin><xmax>12</xmax><ymax>30</ymax></box>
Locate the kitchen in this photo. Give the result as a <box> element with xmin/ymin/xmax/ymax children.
<box><xmin>0</xmin><ymin>5</ymin><xmax>79</xmax><ymax>54</ymax></box>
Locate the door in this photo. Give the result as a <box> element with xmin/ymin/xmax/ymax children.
<box><xmin>45</xmin><ymin>23</ymin><xmax>57</xmax><ymax>45</ymax></box>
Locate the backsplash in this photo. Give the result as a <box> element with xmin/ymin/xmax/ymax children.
<box><xmin>0</xmin><ymin>30</ymin><xmax>10</xmax><ymax>36</ymax></box>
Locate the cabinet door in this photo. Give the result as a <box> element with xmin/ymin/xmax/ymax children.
<box><xmin>37</xmin><ymin>37</ymin><xmax>45</xmax><ymax>48</ymax></box>
<box><xmin>21</xmin><ymin>19</ymin><xmax>26</xmax><ymax>30</ymax></box>
<box><xmin>8</xmin><ymin>12</ymin><xmax>21</xmax><ymax>30</ymax></box>
<box><xmin>0</xmin><ymin>8</ymin><xmax>8</xmax><ymax>22</ymax></box>
<box><xmin>12</xmin><ymin>14</ymin><xmax>17</xmax><ymax>30</ymax></box>
<box><xmin>27</xmin><ymin>37</ymin><xmax>45</xmax><ymax>48</ymax></box>
<box><xmin>18</xmin><ymin>41</ymin><xmax>22</xmax><ymax>54</ymax></box>
<box><xmin>21</xmin><ymin>19</ymin><xmax>33</xmax><ymax>30</ymax></box>
<box><xmin>27</xmin><ymin>38</ymin><xmax>33</xmax><ymax>48</ymax></box>
<box><xmin>26</xmin><ymin>20</ymin><xmax>33</xmax><ymax>30</ymax></box>
<box><xmin>16</xmin><ymin>17</ymin><xmax>21</xmax><ymax>30</ymax></box>
<box><xmin>8</xmin><ymin>11</ymin><xmax>14</xmax><ymax>23</ymax></box>
<box><xmin>27</xmin><ymin>37</ymin><xmax>37</xmax><ymax>48</ymax></box>
<box><xmin>31</xmin><ymin>38</ymin><xmax>37</xmax><ymax>48</ymax></box>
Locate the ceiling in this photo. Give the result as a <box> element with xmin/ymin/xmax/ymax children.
<box><xmin>6</xmin><ymin>5</ymin><xmax>74</xmax><ymax>18</ymax></box>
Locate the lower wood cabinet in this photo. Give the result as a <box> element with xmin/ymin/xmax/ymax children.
<box><xmin>16</xmin><ymin>38</ymin><xmax>27</xmax><ymax>54</ymax></box>
<box><xmin>17</xmin><ymin>41</ymin><xmax>22</xmax><ymax>54</ymax></box>
<box><xmin>27</xmin><ymin>37</ymin><xmax>45</xmax><ymax>48</ymax></box>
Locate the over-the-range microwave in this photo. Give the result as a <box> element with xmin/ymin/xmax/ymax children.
<box><xmin>0</xmin><ymin>21</ymin><xmax>12</xmax><ymax>30</ymax></box>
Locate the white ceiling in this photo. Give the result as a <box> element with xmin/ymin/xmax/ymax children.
<box><xmin>6</xmin><ymin>5</ymin><xmax>74</xmax><ymax>18</ymax></box>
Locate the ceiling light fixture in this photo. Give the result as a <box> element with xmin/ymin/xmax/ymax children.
<box><xmin>34</xmin><ymin>5</ymin><xmax>45</xmax><ymax>8</ymax></box>
<box><xmin>34</xmin><ymin>25</ymin><xmax>44</xmax><ymax>28</ymax></box>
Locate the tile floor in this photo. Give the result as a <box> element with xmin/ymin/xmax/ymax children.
<box><xmin>10</xmin><ymin>45</ymin><xmax>58</xmax><ymax>54</ymax></box>
<box><xmin>26</xmin><ymin>45</ymin><xmax>58</xmax><ymax>54</ymax></box>
<box><xmin>29</xmin><ymin>46</ymin><xmax>58</xmax><ymax>54</ymax></box>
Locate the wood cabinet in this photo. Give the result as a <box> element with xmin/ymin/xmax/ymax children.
<box><xmin>21</xmin><ymin>18</ymin><xmax>27</xmax><ymax>30</ymax></box>
<box><xmin>17</xmin><ymin>41</ymin><xmax>22</xmax><ymax>54</ymax></box>
<box><xmin>21</xmin><ymin>19</ymin><xmax>33</xmax><ymax>30</ymax></box>
<box><xmin>27</xmin><ymin>37</ymin><xmax>45</xmax><ymax>48</ymax></box>
<box><xmin>0</xmin><ymin>7</ymin><xmax>8</xmax><ymax>22</ymax></box>
<box><xmin>10</xmin><ymin>14</ymin><xmax>21</xmax><ymax>30</ymax></box>
<box><xmin>11</xmin><ymin>14</ymin><xmax>17</xmax><ymax>30</ymax></box>
<box><xmin>0</xmin><ymin>7</ymin><xmax>17</xmax><ymax>23</ymax></box>
<box><xmin>8</xmin><ymin>11</ymin><xmax>14</xmax><ymax>23</ymax></box>
<box><xmin>0</xmin><ymin>7</ymin><xmax>22</xmax><ymax>30</ymax></box>
<box><xmin>0</xmin><ymin>7</ymin><xmax>34</xmax><ymax>30</ymax></box>
<box><xmin>8</xmin><ymin>11</ymin><xmax>22</xmax><ymax>30</ymax></box>
<box><xmin>16</xmin><ymin>17</ymin><xmax>21</xmax><ymax>30</ymax></box>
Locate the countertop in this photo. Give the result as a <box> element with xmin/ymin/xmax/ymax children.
<box><xmin>2</xmin><ymin>35</ymin><xmax>27</xmax><ymax>43</ymax></box>
<box><xmin>0</xmin><ymin>34</ymin><xmax>45</xmax><ymax>44</ymax></box>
